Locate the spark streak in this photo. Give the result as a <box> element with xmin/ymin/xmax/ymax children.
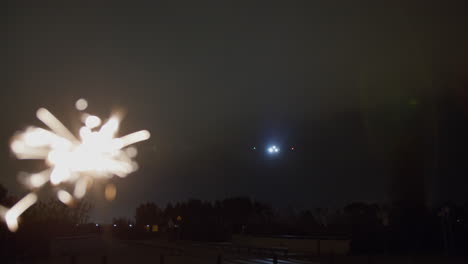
<box><xmin>5</xmin><ymin>193</ymin><xmax>38</xmax><ymax>232</ymax></box>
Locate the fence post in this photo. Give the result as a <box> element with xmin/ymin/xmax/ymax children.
<box><xmin>101</xmin><ymin>255</ymin><xmax>107</xmax><ymax>264</ymax></box>
<box><xmin>70</xmin><ymin>255</ymin><xmax>76</xmax><ymax>264</ymax></box>
<box><xmin>317</xmin><ymin>239</ymin><xmax>321</xmax><ymax>257</ymax></box>
<box><xmin>217</xmin><ymin>254</ymin><xmax>223</xmax><ymax>264</ymax></box>
<box><xmin>160</xmin><ymin>254</ymin><xmax>165</xmax><ymax>264</ymax></box>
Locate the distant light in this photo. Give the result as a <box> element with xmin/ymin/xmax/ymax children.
<box><xmin>129</xmin><ymin>224</ymin><xmax>133</xmax><ymax>227</ymax></box>
<box><xmin>291</xmin><ymin>147</ymin><xmax>295</xmax><ymax>151</ymax></box>
<box><xmin>147</xmin><ymin>225</ymin><xmax>150</xmax><ymax>227</ymax></box>
<box><xmin>252</xmin><ymin>146</ymin><xmax>256</xmax><ymax>150</ymax></box>
<box><xmin>113</xmin><ymin>224</ymin><xmax>117</xmax><ymax>227</ymax></box>
<box><xmin>267</xmin><ymin>145</ymin><xmax>279</xmax><ymax>154</ymax></box>
<box><xmin>96</xmin><ymin>224</ymin><xmax>99</xmax><ymax>227</ymax></box>
<box><xmin>75</xmin><ymin>98</ymin><xmax>88</xmax><ymax>111</ymax></box>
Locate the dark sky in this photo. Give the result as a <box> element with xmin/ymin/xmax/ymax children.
<box><xmin>2</xmin><ymin>0</ymin><xmax>468</xmax><ymax>222</ymax></box>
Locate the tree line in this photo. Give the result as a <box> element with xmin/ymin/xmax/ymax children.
<box><xmin>121</xmin><ymin>197</ymin><xmax>468</xmax><ymax>255</ymax></box>
<box><xmin>1</xmin><ymin>183</ymin><xmax>468</xmax><ymax>257</ymax></box>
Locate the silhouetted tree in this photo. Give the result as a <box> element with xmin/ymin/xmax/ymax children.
<box><xmin>164</xmin><ymin>203</ymin><xmax>174</xmax><ymax>219</ymax></box>
<box><xmin>0</xmin><ymin>184</ymin><xmax>7</xmax><ymax>203</ymax></box>
<box><xmin>111</xmin><ymin>217</ymin><xmax>135</xmax><ymax>239</ymax></box>
<box><xmin>344</xmin><ymin>202</ymin><xmax>381</xmax><ymax>254</ymax></box>
<box><xmin>221</xmin><ymin>197</ymin><xmax>253</xmax><ymax>233</ymax></box>
<box><xmin>113</xmin><ymin>217</ymin><xmax>133</xmax><ymax>227</ymax></box>
<box><xmin>297</xmin><ymin>210</ymin><xmax>321</xmax><ymax>235</ymax></box>
<box><xmin>135</xmin><ymin>202</ymin><xmax>162</xmax><ymax>228</ymax></box>
<box><xmin>1</xmin><ymin>198</ymin><xmax>92</xmax><ymax>258</ymax></box>
<box><xmin>21</xmin><ymin>198</ymin><xmax>92</xmax><ymax>235</ymax></box>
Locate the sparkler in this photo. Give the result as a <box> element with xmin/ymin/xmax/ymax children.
<box><xmin>1</xmin><ymin>99</ymin><xmax>150</xmax><ymax>231</ymax></box>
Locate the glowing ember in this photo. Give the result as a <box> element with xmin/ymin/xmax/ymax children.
<box><xmin>0</xmin><ymin>99</ymin><xmax>150</xmax><ymax>231</ymax></box>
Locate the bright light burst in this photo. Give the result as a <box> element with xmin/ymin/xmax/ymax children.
<box><xmin>267</xmin><ymin>145</ymin><xmax>280</xmax><ymax>154</ymax></box>
<box><xmin>1</xmin><ymin>99</ymin><xmax>150</xmax><ymax>231</ymax></box>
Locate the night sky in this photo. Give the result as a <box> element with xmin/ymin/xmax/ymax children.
<box><xmin>2</xmin><ymin>1</ymin><xmax>468</xmax><ymax>222</ymax></box>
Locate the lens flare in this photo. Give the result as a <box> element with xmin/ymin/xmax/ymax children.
<box><xmin>0</xmin><ymin>100</ymin><xmax>150</xmax><ymax>231</ymax></box>
<box><xmin>75</xmin><ymin>98</ymin><xmax>88</xmax><ymax>111</ymax></box>
<box><xmin>105</xmin><ymin>183</ymin><xmax>117</xmax><ymax>201</ymax></box>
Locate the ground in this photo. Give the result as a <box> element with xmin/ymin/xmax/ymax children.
<box><xmin>25</xmin><ymin>235</ymin><xmax>467</xmax><ymax>264</ymax></box>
